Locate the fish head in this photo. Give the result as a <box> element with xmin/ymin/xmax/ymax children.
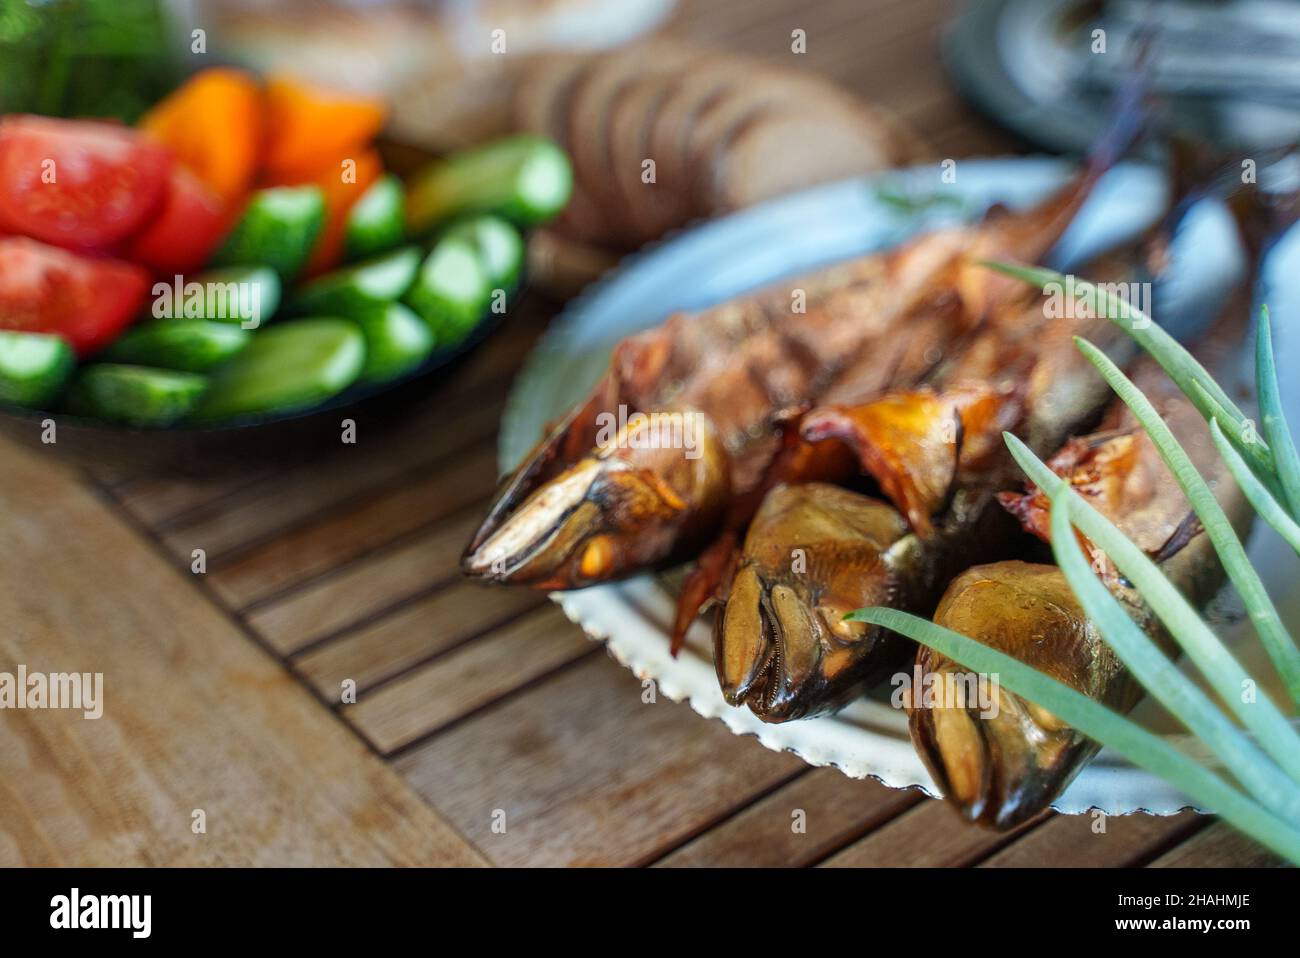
<box><xmin>715</xmin><ymin>483</ymin><xmax>913</xmax><ymax>722</ymax></box>
<box><xmin>908</xmin><ymin>561</ymin><xmax>1131</xmax><ymax>829</ymax></box>
<box><xmin>463</xmin><ymin>409</ymin><xmax>730</xmax><ymax>589</ymax></box>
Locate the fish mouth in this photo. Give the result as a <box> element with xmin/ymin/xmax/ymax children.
<box><xmin>715</xmin><ymin>563</ymin><xmax>817</xmax><ymax>722</ymax></box>
<box><xmin>461</xmin><ymin>458</ymin><xmax>609</xmax><ymax>587</ymax></box>
<box><xmin>908</xmin><ymin>562</ymin><xmax>1112</xmax><ymax>828</ymax></box>
<box><xmin>463</xmin><ymin>413</ymin><xmax>731</xmax><ymax>589</ymax></box>
<box><xmin>736</xmin><ymin>594</ymin><xmax>800</xmax><ymax>721</ymax></box>
<box><xmin>716</xmin><ymin>561</ymin><xmax>896</xmax><ymax>723</ymax></box>
<box><xmin>909</xmin><ymin>658</ymin><xmax>1094</xmax><ymax>829</ymax></box>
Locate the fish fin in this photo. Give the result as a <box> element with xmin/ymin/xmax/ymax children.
<box><xmin>670</xmin><ymin>530</ymin><xmax>739</xmax><ymax>657</ymax></box>
<box><xmin>1152</xmin><ymin>509</ymin><xmax>1203</xmax><ymax>564</ymax></box>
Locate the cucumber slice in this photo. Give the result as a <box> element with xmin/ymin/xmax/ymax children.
<box><xmin>191</xmin><ymin>317</ymin><xmax>365</xmax><ymax>422</ymax></box>
<box><xmin>103</xmin><ymin>318</ymin><xmax>250</xmax><ymax>373</ymax></box>
<box><xmin>0</xmin><ymin>331</ymin><xmax>75</xmax><ymax>408</ymax></box>
<box><xmin>211</xmin><ymin>186</ymin><xmax>325</xmax><ymax>280</ymax></box>
<box><xmin>345</xmin><ymin>174</ymin><xmax>406</xmax><ymax>260</ymax></box>
<box><xmin>404</xmin><ymin>237</ymin><xmax>491</xmax><ymax>345</ymax></box>
<box><xmin>354</xmin><ymin>302</ymin><xmax>435</xmax><ymax>384</ymax></box>
<box><xmin>66</xmin><ymin>364</ymin><xmax>207</xmax><ymax>427</ymax></box>
<box><xmin>444</xmin><ymin>215</ymin><xmax>524</xmax><ymax>294</ymax></box>
<box><xmin>406</xmin><ymin>135</ymin><xmax>572</xmax><ymax>233</ymax></box>
<box><xmin>288</xmin><ymin>246</ymin><xmax>421</xmax><ymax>317</ymax></box>
<box><xmin>174</xmin><ymin>266</ymin><xmax>281</xmax><ymax>328</ymax></box>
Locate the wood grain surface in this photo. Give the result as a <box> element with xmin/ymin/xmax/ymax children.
<box><xmin>0</xmin><ymin>440</ymin><xmax>484</xmax><ymax>867</ymax></box>
<box><xmin>2</xmin><ymin>0</ymin><xmax>1281</xmax><ymax>867</ymax></box>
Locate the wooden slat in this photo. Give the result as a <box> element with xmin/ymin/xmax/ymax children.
<box><xmin>395</xmin><ymin>654</ymin><xmax>805</xmax><ymax>866</ymax></box>
<box><xmin>293</xmin><ymin>579</ymin><xmax>546</xmax><ymax>700</ymax></box>
<box><xmin>246</xmin><ymin>506</ymin><xmax>485</xmax><ymax>655</ymax></box>
<box><xmin>159</xmin><ymin>400</ymin><xmax>503</xmax><ymax>564</ymax></box>
<box><xmin>981</xmin><ymin>811</ymin><xmax>1204</xmax><ymax>868</ymax></box>
<box><xmin>112</xmin><ymin>469</ymin><xmax>277</xmax><ymax>528</ymax></box>
<box><xmin>0</xmin><ymin>438</ymin><xmax>484</xmax><ymax>867</ymax></box>
<box><xmin>821</xmin><ymin>798</ymin><xmax>1047</xmax><ymax>867</ymax></box>
<box><xmin>208</xmin><ymin>445</ymin><xmax>495</xmax><ymax>611</ymax></box>
<box><xmin>656</xmin><ymin>767</ymin><xmax>922</xmax><ymax>867</ymax></box>
<box><xmin>345</xmin><ymin>605</ymin><xmax>592</xmax><ymax>753</ymax></box>
<box><xmin>1149</xmin><ymin>822</ymin><xmax>1286</xmax><ymax>868</ymax></box>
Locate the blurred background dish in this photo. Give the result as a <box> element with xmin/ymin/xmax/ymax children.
<box><xmin>947</xmin><ymin>0</ymin><xmax>1300</xmax><ymax>155</ymax></box>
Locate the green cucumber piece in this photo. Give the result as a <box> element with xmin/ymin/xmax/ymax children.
<box><xmin>406</xmin><ymin>135</ymin><xmax>572</xmax><ymax>233</ymax></box>
<box><xmin>444</xmin><ymin>215</ymin><xmax>524</xmax><ymax>294</ymax></box>
<box><xmin>403</xmin><ymin>237</ymin><xmax>490</xmax><ymax>345</ymax></box>
<box><xmin>103</xmin><ymin>318</ymin><xmax>250</xmax><ymax>373</ymax></box>
<box><xmin>191</xmin><ymin>317</ymin><xmax>365</xmax><ymax>422</ymax></box>
<box><xmin>66</xmin><ymin>364</ymin><xmax>207</xmax><ymax>427</ymax></box>
<box><xmin>172</xmin><ymin>266</ymin><xmax>282</xmax><ymax>328</ymax></box>
<box><xmin>0</xmin><ymin>331</ymin><xmax>75</xmax><ymax>408</ymax></box>
<box><xmin>345</xmin><ymin>174</ymin><xmax>406</xmax><ymax>260</ymax></box>
<box><xmin>353</xmin><ymin>302</ymin><xmax>435</xmax><ymax>384</ymax></box>
<box><xmin>211</xmin><ymin>186</ymin><xmax>325</xmax><ymax>280</ymax></box>
<box><xmin>288</xmin><ymin>246</ymin><xmax>421</xmax><ymax>317</ymax></box>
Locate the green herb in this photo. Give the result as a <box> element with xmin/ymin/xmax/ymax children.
<box><xmin>850</xmin><ymin>606</ymin><xmax>1300</xmax><ymax>864</ymax></box>
<box><xmin>852</xmin><ymin>261</ymin><xmax>1300</xmax><ymax>864</ymax></box>
<box><xmin>0</xmin><ymin>0</ymin><xmax>178</xmax><ymax>121</ymax></box>
<box><xmin>1071</xmin><ymin>337</ymin><xmax>1300</xmax><ymax>703</ymax></box>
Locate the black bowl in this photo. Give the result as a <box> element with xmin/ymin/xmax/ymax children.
<box><xmin>0</xmin><ymin>309</ymin><xmax>505</xmax><ymax>475</ymax></box>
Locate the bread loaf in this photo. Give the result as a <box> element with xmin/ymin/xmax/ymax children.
<box><xmin>514</xmin><ymin>42</ymin><xmax>927</xmax><ymax>252</ymax></box>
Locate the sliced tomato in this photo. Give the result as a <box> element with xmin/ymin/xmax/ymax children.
<box><xmin>0</xmin><ymin>237</ymin><xmax>151</xmax><ymax>355</ymax></box>
<box><xmin>127</xmin><ymin>166</ymin><xmax>230</xmax><ymax>274</ymax></box>
<box><xmin>0</xmin><ymin>115</ymin><xmax>172</xmax><ymax>250</ymax></box>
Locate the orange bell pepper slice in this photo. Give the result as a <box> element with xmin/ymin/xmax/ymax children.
<box><xmin>138</xmin><ymin>68</ymin><xmax>262</xmax><ymax>202</ymax></box>
<box><xmin>263</xmin><ymin>75</ymin><xmax>388</xmax><ymax>180</ymax></box>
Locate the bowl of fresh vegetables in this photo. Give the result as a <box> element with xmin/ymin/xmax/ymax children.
<box><xmin>0</xmin><ymin>68</ymin><xmax>572</xmax><ymax>472</ymax></box>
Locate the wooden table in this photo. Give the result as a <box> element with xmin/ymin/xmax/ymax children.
<box><xmin>0</xmin><ymin>0</ymin><xmax>1280</xmax><ymax>867</ymax></box>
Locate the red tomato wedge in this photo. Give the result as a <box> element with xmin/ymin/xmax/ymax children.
<box><xmin>0</xmin><ymin>237</ymin><xmax>151</xmax><ymax>355</ymax></box>
<box><xmin>0</xmin><ymin>115</ymin><xmax>172</xmax><ymax>250</ymax></box>
<box><xmin>127</xmin><ymin>166</ymin><xmax>230</xmax><ymax>274</ymax></box>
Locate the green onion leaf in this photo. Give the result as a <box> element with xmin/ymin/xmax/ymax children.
<box><xmin>1209</xmin><ymin>418</ymin><xmax>1300</xmax><ymax>554</ymax></box>
<box><xmin>1049</xmin><ymin>492</ymin><xmax>1300</xmax><ymax>819</ymax></box>
<box><xmin>1006</xmin><ymin>431</ymin><xmax>1300</xmax><ymax>772</ymax></box>
<box><xmin>1073</xmin><ymin>338</ymin><xmax>1300</xmax><ymax>704</ymax></box>
<box><xmin>981</xmin><ymin>260</ymin><xmax>1276</xmax><ymax>478</ymax></box>
<box><xmin>848</xmin><ymin>605</ymin><xmax>1300</xmax><ymax>866</ymax></box>
<box><xmin>1256</xmin><ymin>306</ymin><xmax>1300</xmax><ymax>517</ymax></box>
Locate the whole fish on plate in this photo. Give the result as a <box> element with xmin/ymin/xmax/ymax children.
<box><xmin>461</xmin><ymin>133</ymin><xmax>1137</xmax><ymax>591</ymax></box>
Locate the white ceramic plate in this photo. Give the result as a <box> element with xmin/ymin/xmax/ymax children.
<box><xmin>500</xmin><ymin>158</ymin><xmax>1299</xmax><ymax>815</ymax></box>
